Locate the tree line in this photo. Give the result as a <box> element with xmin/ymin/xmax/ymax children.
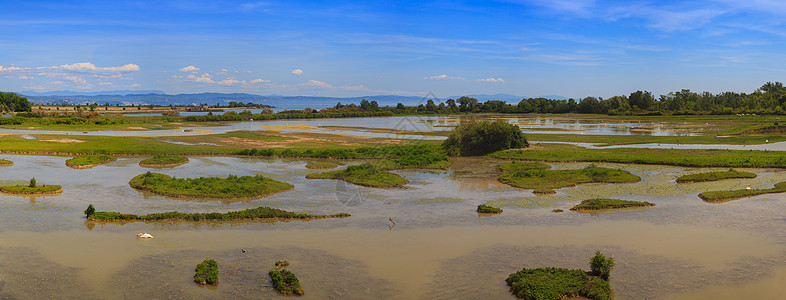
<box><xmin>0</xmin><ymin>92</ymin><xmax>31</xmax><ymax>112</ymax></box>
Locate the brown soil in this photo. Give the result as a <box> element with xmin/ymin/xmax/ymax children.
<box><xmin>42</xmin><ymin>138</ymin><xmax>84</xmax><ymax>143</ymax></box>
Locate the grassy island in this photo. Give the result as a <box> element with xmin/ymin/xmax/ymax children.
<box><xmin>139</xmin><ymin>155</ymin><xmax>189</xmax><ymax>168</ymax></box>
<box><xmin>490</xmin><ymin>143</ymin><xmax>786</xmax><ymax>169</ymax></box>
<box><xmin>498</xmin><ymin>163</ymin><xmax>640</xmax><ymax>195</ymax></box>
<box><xmin>65</xmin><ymin>155</ymin><xmax>117</xmax><ymax>169</ymax></box>
<box><xmin>306</xmin><ymin>164</ymin><xmax>408</xmax><ymax>188</ymax></box>
<box><xmin>506</xmin><ymin>252</ymin><xmax>614</xmax><ymax>300</ymax></box>
<box><xmin>676</xmin><ymin>169</ymin><xmax>756</xmax><ymax>183</ymax></box>
<box><xmin>269</xmin><ymin>261</ymin><xmax>304</xmax><ymax>296</ymax></box>
<box><xmin>305</xmin><ymin>161</ymin><xmax>339</xmax><ymax>169</ymax></box>
<box><xmin>698</xmin><ymin>181</ymin><xmax>786</xmax><ymax>202</ymax></box>
<box><xmin>194</xmin><ymin>259</ymin><xmax>218</xmax><ymax>286</ymax></box>
<box><xmin>0</xmin><ymin>159</ymin><xmax>12</xmax><ymax>166</ymax></box>
<box><xmin>0</xmin><ymin>178</ymin><xmax>62</xmax><ymax>195</ymax></box>
<box><xmin>570</xmin><ymin>198</ymin><xmax>655</xmax><ymax>211</ymax></box>
<box><xmin>128</xmin><ymin>172</ymin><xmax>294</xmax><ymax>199</ymax></box>
<box><xmin>477</xmin><ymin>204</ymin><xmax>503</xmax><ymax>214</ymax></box>
<box><xmin>85</xmin><ymin>205</ymin><xmax>350</xmax><ymax>221</ymax></box>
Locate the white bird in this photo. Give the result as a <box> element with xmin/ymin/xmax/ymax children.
<box><xmin>746</xmin><ymin>186</ymin><xmax>752</xmax><ymax>190</ymax></box>
<box><xmin>136</xmin><ymin>232</ymin><xmax>154</xmax><ymax>239</ymax></box>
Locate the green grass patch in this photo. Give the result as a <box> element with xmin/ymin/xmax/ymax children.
<box><xmin>477</xmin><ymin>204</ymin><xmax>503</xmax><ymax>213</ymax></box>
<box><xmin>65</xmin><ymin>155</ymin><xmax>116</xmax><ymax>168</ymax></box>
<box><xmin>240</xmin><ymin>144</ymin><xmax>449</xmax><ymax>169</ymax></box>
<box><xmin>0</xmin><ymin>184</ymin><xmax>62</xmax><ymax>195</ymax></box>
<box><xmin>269</xmin><ymin>261</ymin><xmax>304</xmax><ymax>296</ymax></box>
<box><xmin>87</xmin><ymin>205</ymin><xmax>350</xmax><ymax>221</ymax></box>
<box><xmin>139</xmin><ymin>155</ymin><xmax>189</xmax><ymax>167</ymax></box>
<box><xmin>498</xmin><ymin>163</ymin><xmax>640</xmax><ymax>192</ymax></box>
<box><xmin>194</xmin><ymin>259</ymin><xmax>218</xmax><ymax>285</ymax></box>
<box><xmin>570</xmin><ymin>198</ymin><xmax>655</xmax><ymax>211</ymax></box>
<box><xmin>506</xmin><ymin>268</ymin><xmax>611</xmax><ymax>300</ymax></box>
<box><xmin>128</xmin><ymin>172</ymin><xmax>294</xmax><ymax>199</ymax></box>
<box><xmin>491</xmin><ymin>143</ymin><xmax>786</xmax><ymax>169</ymax></box>
<box><xmin>306</xmin><ymin>164</ymin><xmax>408</xmax><ymax>188</ymax></box>
<box><xmin>305</xmin><ymin>161</ymin><xmax>338</xmax><ymax>169</ymax></box>
<box><xmin>698</xmin><ymin>182</ymin><xmax>786</xmax><ymax>202</ymax></box>
<box><xmin>0</xmin><ymin>159</ymin><xmax>12</xmax><ymax>166</ymax></box>
<box><xmin>676</xmin><ymin>169</ymin><xmax>756</xmax><ymax>183</ymax></box>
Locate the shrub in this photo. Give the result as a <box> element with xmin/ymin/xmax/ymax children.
<box><xmin>477</xmin><ymin>204</ymin><xmax>503</xmax><ymax>214</ymax></box>
<box><xmin>443</xmin><ymin>119</ymin><xmax>528</xmax><ymax>156</ymax></box>
<box><xmin>269</xmin><ymin>261</ymin><xmax>304</xmax><ymax>295</ymax></box>
<box><xmin>194</xmin><ymin>259</ymin><xmax>218</xmax><ymax>285</ymax></box>
<box><xmin>589</xmin><ymin>251</ymin><xmax>615</xmax><ymax>280</ymax></box>
<box><xmin>84</xmin><ymin>204</ymin><xmax>95</xmax><ymax>217</ymax></box>
<box><xmin>29</xmin><ymin>177</ymin><xmax>36</xmax><ymax>188</ymax></box>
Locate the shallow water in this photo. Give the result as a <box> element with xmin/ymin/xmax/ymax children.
<box><xmin>0</xmin><ymin>115</ymin><xmax>712</xmax><ymax>138</ymax></box>
<box><xmin>0</xmin><ymin>155</ymin><xmax>784</xmax><ymax>299</ymax></box>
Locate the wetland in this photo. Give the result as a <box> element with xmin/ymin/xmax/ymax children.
<box><xmin>1</xmin><ymin>113</ymin><xmax>785</xmax><ymax>299</ymax></box>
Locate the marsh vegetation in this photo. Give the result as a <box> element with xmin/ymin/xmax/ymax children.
<box><xmin>65</xmin><ymin>155</ymin><xmax>117</xmax><ymax>168</ymax></box>
<box><xmin>139</xmin><ymin>155</ymin><xmax>189</xmax><ymax>167</ymax></box>
<box><xmin>676</xmin><ymin>169</ymin><xmax>756</xmax><ymax>183</ymax></box>
<box><xmin>506</xmin><ymin>252</ymin><xmax>614</xmax><ymax>300</ymax></box>
<box><xmin>86</xmin><ymin>205</ymin><xmax>349</xmax><ymax>221</ymax></box>
<box><xmin>498</xmin><ymin>163</ymin><xmax>640</xmax><ymax>194</ymax></box>
<box><xmin>128</xmin><ymin>172</ymin><xmax>294</xmax><ymax>199</ymax></box>
<box><xmin>306</xmin><ymin>164</ymin><xmax>408</xmax><ymax>188</ymax></box>
<box><xmin>570</xmin><ymin>198</ymin><xmax>655</xmax><ymax>211</ymax></box>
<box><xmin>477</xmin><ymin>204</ymin><xmax>503</xmax><ymax>214</ymax></box>
<box><xmin>699</xmin><ymin>182</ymin><xmax>786</xmax><ymax>202</ymax></box>
<box><xmin>194</xmin><ymin>259</ymin><xmax>218</xmax><ymax>285</ymax></box>
<box><xmin>269</xmin><ymin>260</ymin><xmax>304</xmax><ymax>295</ymax></box>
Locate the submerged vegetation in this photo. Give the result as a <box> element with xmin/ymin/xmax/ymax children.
<box><xmin>305</xmin><ymin>161</ymin><xmax>338</xmax><ymax>169</ymax></box>
<box><xmin>443</xmin><ymin>119</ymin><xmax>528</xmax><ymax>156</ymax></box>
<box><xmin>676</xmin><ymin>169</ymin><xmax>756</xmax><ymax>183</ymax></box>
<box><xmin>498</xmin><ymin>163</ymin><xmax>640</xmax><ymax>194</ymax></box>
<box><xmin>491</xmin><ymin>143</ymin><xmax>786</xmax><ymax>169</ymax></box>
<box><xmin>477</xmin><ymin>204</ymin><xmax>503</xmax><ymax>214</ymax></box>
<box><xmin>306</xmin><ymin>164</ymin><xmax>408</xmax><ymax>188</ymax></box>
<box><xmin>65</xmin><ymin>155</ymin><xmax>117</xmax><ymax>168</ymax></box>
<box><xmin>570</xmin><ymin>198</ymin><xmax>655</xmax><ymax>211</ymax></box>
<box><xmin>698</xmin><ymin>181</ymin><xmax>786</xmax><ymax>202</ymax></box>
<box><xmin>139</xmin><ymin>155</ymin><xmax>189</xmax><ymax>167</ymax></box>
<box><xmin>86</xmin><ymin>205</ymin><xmax>350</xmax><ymax>221</ymax></box>
<box><xmin>194</xmin><ymin>259</ymin><xmax>218</xmax><ymax>286</ymax></box>
<box><xmin>269</xmin><ymin>261</ymin><xmax>304</xmax><ymax>296</ymax></box>
<box><xmin>506</xmin><ymin>251</ymin><xmax>615</xmax><ymax>300</ymax></box>
<box><xmin>128</xmin><ymin>172</ymin><xmax>293</xmax><ymax>198</ymax></box>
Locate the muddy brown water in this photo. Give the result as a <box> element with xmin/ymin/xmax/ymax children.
<box><xmin>0</xmin><ymin>155</ymin><xmax>784</xmax><ymax>299</ymax></box>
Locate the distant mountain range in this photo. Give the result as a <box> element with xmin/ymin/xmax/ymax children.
<box><xmin>18</xmin><ymin>90</ymin><xmax>567</xmax><ymax>109</ymax></box>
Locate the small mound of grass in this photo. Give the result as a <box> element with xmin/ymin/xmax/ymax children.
<box><xmin>499</xmin><ymin>164</ymin><xmax>640</xmax><ymax>192</ymax></box>
<box><xmin>86</xmin><ymin>205</ymin><xmax>350</xmax><ymax>221</ymax></box>
<box><xmin>0</xmin><ymin>159</ymin><xmax>13</xmax><ymax>166</ymax></box>
<box><xmin>269</xmin><ymin>260</ymin><xmax>304</xmax><ymax>295</ymax></box>
<box><xmin>129</xmin><ymin>172</ymin><xmax>293</xmax><ymax>199</ymax></box>
<box><xmin>570</xmin><ymin>198</ymin><xmax>654</xmax><ymax>211</ymax></box>
<box><xmin>506</xmin><ymin>252</ymin><xmax>614</xmax><ymax>300</ymax></box>
<box><xmin>139</xmin><ymin>155</ymin><xmax>189</xmax><ymax>167</ymax></box>
<box><xmin>506</xmin><ymin>268</ymin><xmax>611</xmax><ymax>300</ymax></box>
<box><xmin>699</xmin><ymin>182</ymin><xmax>786</xmax><ymax>202</ymax></box>
<box><xmin>0</xmin><ymin>184</ymin><xmax>62</xmax><ymax>195</ymax></box>
<box><xmin>306</xmin><ymin>164</ymin><xmax>408</xmax><ymax>188</ymax></box>
<box><xmin>552</xmin><ymin>209</ymin><xmax>564</xmax><ymax>213</ymax></box>
<box><xmin>477</xmin><ymin>204</ymin><xmax>503</xmax><ymax>214</ymax></box>
<box><xmin>194</xmin><ymin>259</ymin><xmax>218</xmax><ymax>285</ymax></box>
<box><xmin>305</xmin><ymin>161</ymin><xmax>338</xmax><ymax>169</ymax></box>
<box><xmin>66</xmin><ymin>155</ymin><xmax>117</xmax><ymax>169</ymax></box>
<box><xmin>676</xmin><ymin>168</ymin><xmax>756</xmax><ymax>183</ymax></box>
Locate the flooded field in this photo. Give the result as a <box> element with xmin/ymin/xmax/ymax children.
<box><xmin>0</xmin><ymin>115</ymin><xmax>723</xmax><ymax>138</ymax></box>
<box><xmin>0</xmin><ymin>154</ymin><xmax>784</xmax><ymax>299</ymax></box>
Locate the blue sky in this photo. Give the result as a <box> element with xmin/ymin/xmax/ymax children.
<box><xmin>1</xmin><ymin>0</ymin><xmax>785</xmax><ymax>99</ymax></box>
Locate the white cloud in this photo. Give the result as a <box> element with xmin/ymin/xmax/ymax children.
<box><xmin>65</xmin><ymin>76</ymin><xmax>87</xmax><ymax>84</ymax></box>
<box><xmin>339</xmin><ymin>85</ymin><xmax>372</xmax><ymax>91</ymax></box>
<box><xmin>191</xmin><ymin>73</ymin><xmax>214</xmax><ymax>83</ymax></box>
<box><xmin>291</xmin><ymin>69</ymin><xmax>303</xmax><ymax>76</ymax></box>
<box><xmin>18</xmin><ymin>75</ymin><xmax>33</xmax><ymax>80</ymax></box>
<box><xmin>99</xmin><ymin>82</ymin><xmax>113</xmax><ymax>86</ymax></box>
<box><xmin>179</xmin><ymin>65</ymin><xmax>200</xmax><ymax>72</ymax></box>
<box><xmin>58</xmin><ymin>62</ymin><xmax>140</xmax><ymax>72</ymax></box>
<box><xmin>250</xmin><ymin>78</ymin><xmax>270</xmax><ymax>83</ymax></box>
<box><xmin>476</xmin><ymin>77</ymin><xmax>505</xmax><ymax>82</ymax></box>
<box><xmin>304</xmin><ymin>80</ymin><xmax>332</xmax><ymax>88</ymax></box>
<box><xmin>425</xmin><ymin>74</ymin><xmax>465</xmax><ymax>80</ymax></box>
<box><xmin>131</xmin><ymin>83</ymin><xmax>140</xmax><ymax>87</ymax></box>
<box><xmin>217</xmin><ymin>78</ymin><xmax>240</xmax><ymax>86</ymax></box>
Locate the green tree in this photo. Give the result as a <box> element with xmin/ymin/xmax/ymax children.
<box><xmin>84</xmin><ymin>204</ymin><xmax>95</xmax><ymax>217</ymax></box>
<box><xmin>29</xmin><ymin>177</ymin><xmax>37</xmax><ymax>188</ymax></box>
<box><xmin>589</xmin><ymin>251</ymin><xmax>615</xmax><ymax>280</ymax></box>
<box><xmin>443</xmin><ymin>120</ymin><xmax>528</xmax><ymax>156</ymax></box>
